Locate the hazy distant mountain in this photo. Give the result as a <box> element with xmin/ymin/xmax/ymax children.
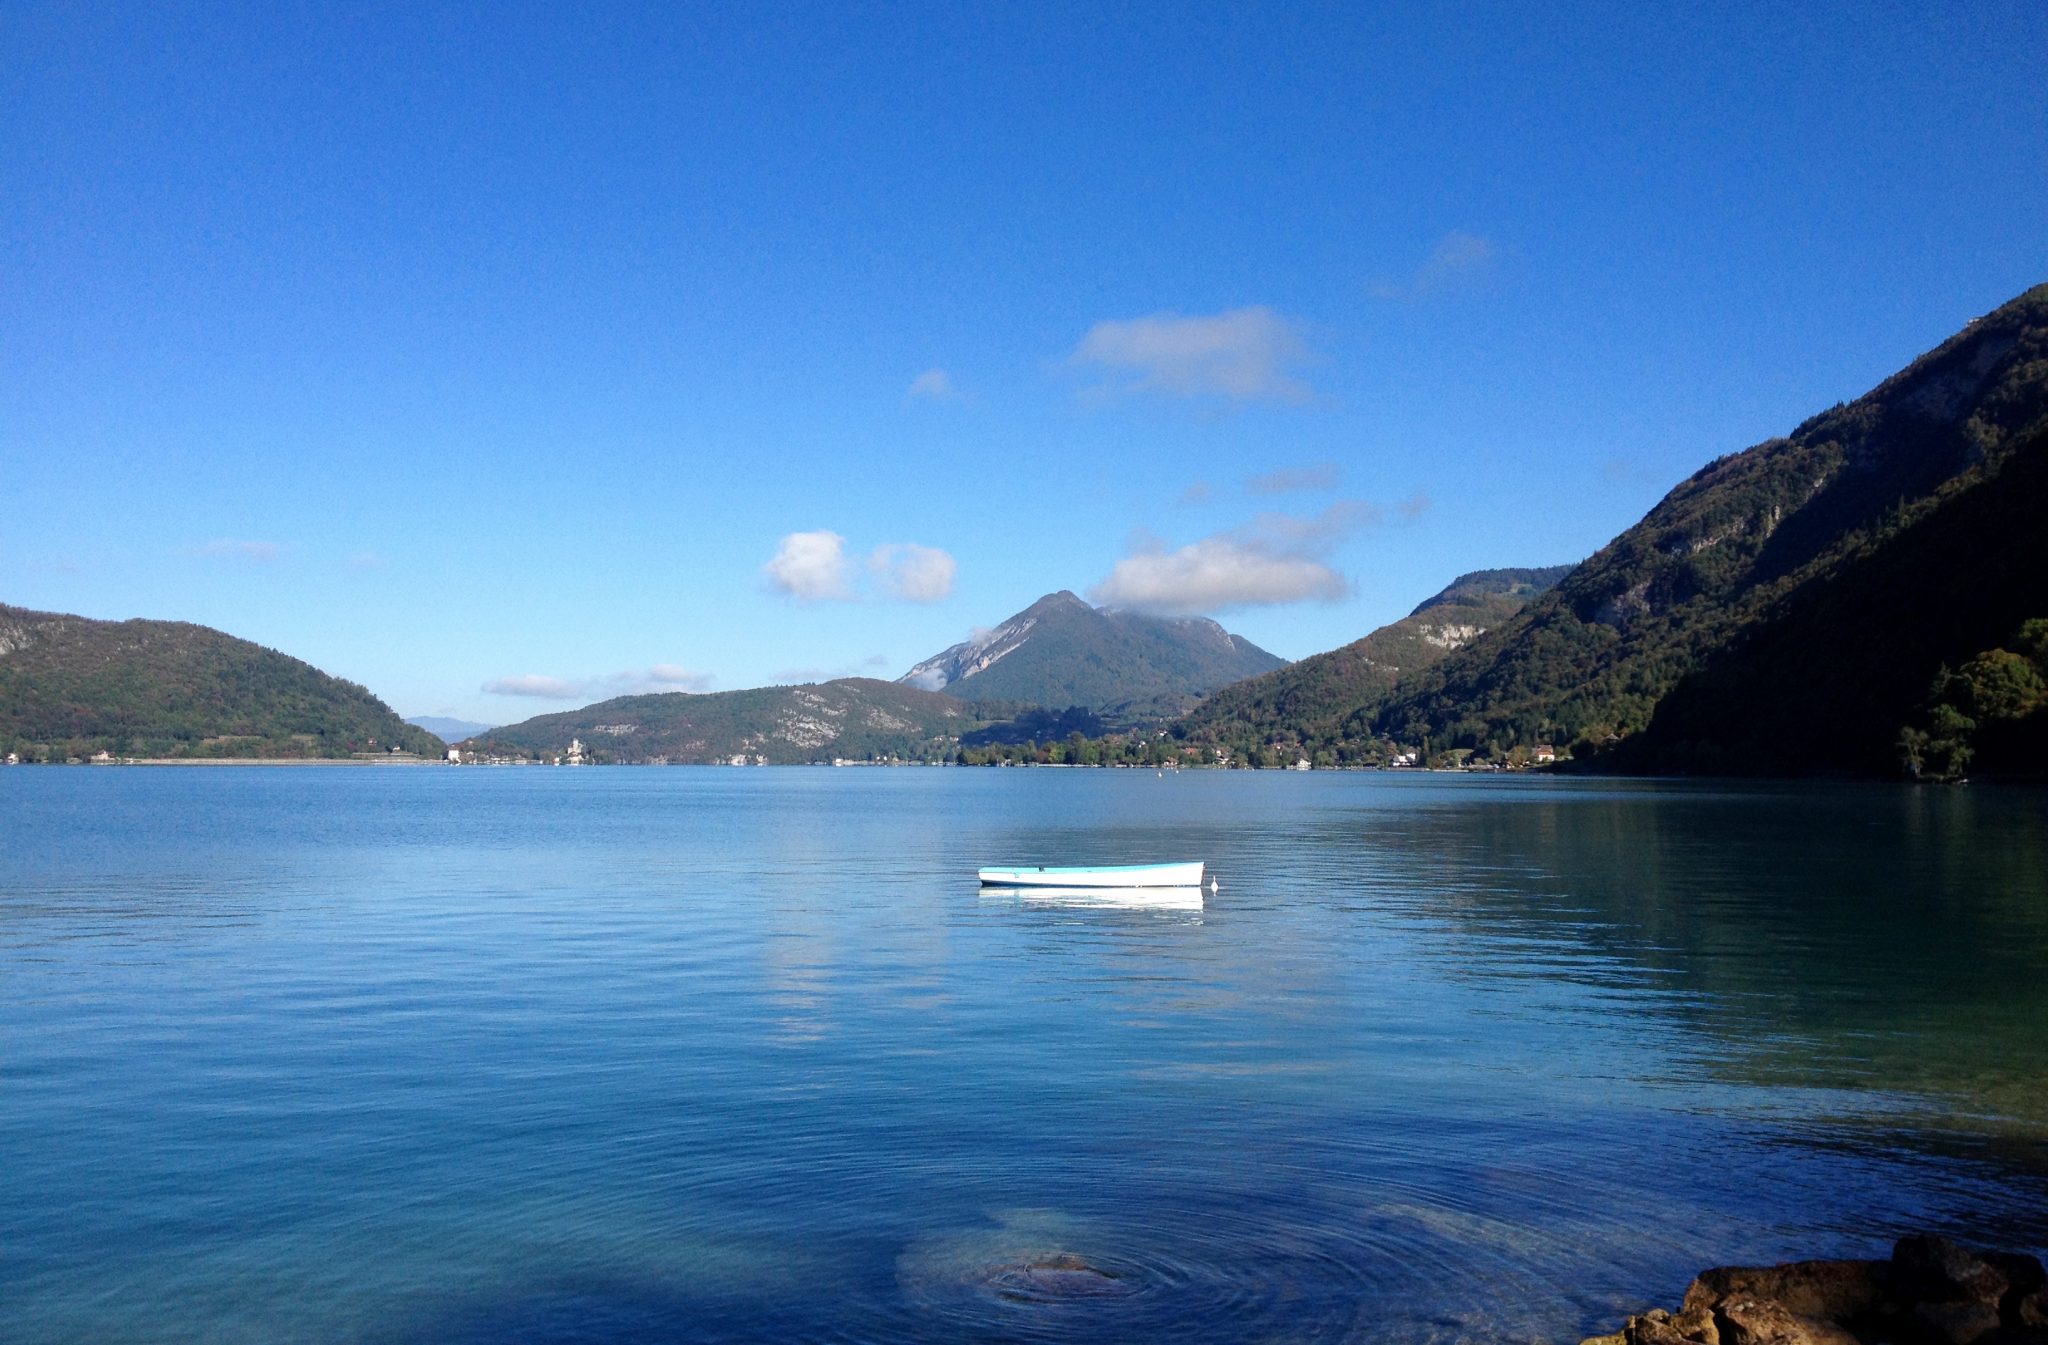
<box><xmin>0</xmin><ymin>603</ymin><xmax>441</xmax><ymax>759</ymax></box>
<box><xmin>1175</xmin><ymin>566</ymin><xmax>1572</xmax><ymax>749</ymax></box>
<box><xmin>1371</xmin><ymin>281</ymin><xmax>2048</xmax><ymax>774</ymax></box>
<box><xmin>899</xmin><ymin>590</ymin><xmax>1286</xmax><ymax>714</ymax></box>
<box><xmin>406</xmin><ymin>716</ymin><xmax>495</xmax><ymax>741</ymax></box>
<box><xmin>468</xmin><ymin>678</ymin><xmax>1017</xmax><ymax>764</ymax></box>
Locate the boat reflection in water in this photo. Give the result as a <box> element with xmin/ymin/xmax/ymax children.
<box><xmin>978</xmin><ymin>884</ymin><xmax>1206</xmax><ymax>912</ymax></box>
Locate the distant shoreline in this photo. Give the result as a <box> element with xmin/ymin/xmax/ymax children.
<box><xmin>105</xmin><ymin>757</ymin><xmax>451</xmax><ymax>768</ymax></box>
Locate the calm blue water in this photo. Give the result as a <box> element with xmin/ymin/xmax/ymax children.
<box><xmin>4</xmin><ymin>768</ymin><xmax>2046</xmax><ymax>1344</ymax></box>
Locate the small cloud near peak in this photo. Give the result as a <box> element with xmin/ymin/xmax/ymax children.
<box><xmin>1092</xmin><ymin>539</ymin><xmax>1348</xmax><ymax>615</ymax></box>
<box><xmin>869</xmin><ymin>542</ymin><xmax>956</xmax><ymax>603</ymax></box>
<box><xmin>1089</xmin><ymin>494</ymin><xmax>1427</xmax><ymax>616</ymax></box>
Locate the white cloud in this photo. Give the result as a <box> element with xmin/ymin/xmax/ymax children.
<box><xmin>482</xmin><ymin>664</ymin><xmax>713</xmax><ymax>702</ymax></box>
<box><xmin>1247</xmin><ymin>462</ymin><xmax>1340</xmax><ymax>495</ymax></box>
<box><xmin>1177</xmin><ymin>480</ymin><xmax>1214</xmax><ymax>506</ymax></box>
<box><xmin>1090</xmin><ymin>495</ymin><xmax>1430</xmax><ymax>615</ymax></box>
<box><xmin>906</xmin><ymin>368</ymin><xmax>960</xmax><ymax>401</ymax></box>
<box><xmin>765</xmin><ymin>531</ymin><xmax>957</xmax><ymax>604</ymax></box>
<box><xmin>191</xmin><ymin>538</ymin><xmax>280</xmax><ymax>562</ymax></box>
<box><xmin>1070</xmin><ymin>306</ymin><xmax>1312</xmax><ymax>403</ymax></box>
<box><xmin>346</xmin><ymin>551</ymin><xmax>383</xmax><ymax>570</ymax></box>
<box><xmin>484</xmin><ymin>674</ymin><xmax>585</xmax><ymax>699</ymax></box>
<box><xmin>644</xmin><ymin>664</ymin><xmax>713</xmax><ymax>691</ymax></box>
<box><xmin>1092</xmin><ymin>539</ymin><xmax>1348</xmax><ymax>614</ymax></box>
<box><xmin>868</xmin><ymin>542</ymin><xmax>956</xmax><ymax>602</ymax></box>
<box><xmin>1374</xmin><ymin>231</ymin><xmax>1501</xmax><ymax>299</ymax></box>
<box><xmin>763</xmin><ymin>530</ymin><xmax>855</xmax><ymax>601</ymax></box>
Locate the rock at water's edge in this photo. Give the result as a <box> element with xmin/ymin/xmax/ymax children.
<box><xmin>1583</xmin><ymin>1235</ymin><xmax>2048</xmax><ymax>1345</ymax></box>
<box><xmin>1683</xmin><ymin>1260</ymin><xmax>1889</xmax><ymax>1326</ymax></box>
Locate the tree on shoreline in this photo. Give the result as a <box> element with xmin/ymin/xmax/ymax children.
<box><xmin>1899</xmin><ymin>620</ymin><xmax>2048</xmax><ymax>781</ymax></box>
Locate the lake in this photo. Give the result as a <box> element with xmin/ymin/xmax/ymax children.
<box><xmin>4</xmin><ymin>768</ymin><xmax>2046</xmax><ymax>1343</ymax></box>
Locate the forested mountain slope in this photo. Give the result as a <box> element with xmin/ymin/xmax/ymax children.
<box><xmin>469</xmin><ymin>678</ymin><xmax>1011</xmax><ymax>764</ymax></box>
<box><xmin>1369</xmin><ymin>282</ymin><xmax>2048</xmax><ymax>773</ymax></box>
<box><xmin>0</xmin><ymin>603</ymin><xmax>441</xmax><ymax>759</ymax></box>
<box><xmin>1617</xmin><ymin>415</ymin><xmax>2048</xmax><ymax>775</ymax></box>
<box><xmin>1175</xmin><ymin>566</ymin><xmax>1570</xmax><ymax>755</ymax></box>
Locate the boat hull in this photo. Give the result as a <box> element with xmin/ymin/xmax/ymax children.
<box><xmin>980</xmin><ymin>884</ymin><xmax>1205</xmax><ymax>910</ymax></box>
<box><xmin>977</xmin><ymin>861</ymin><xmax>1204</xmax><ymax>888</ymax></box>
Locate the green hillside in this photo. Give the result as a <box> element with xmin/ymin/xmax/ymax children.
<box><xmin>1174</xmin><ymin>566</ymin><xmax>1571</xmax><ymax>757</ymax></box>
<box><xmin>1616</xmin><ymin>419</ymin><xmax>2048</xmax><ymax>776</ymax></box>
<box><xmin>1368</xmin><ymin>282</ymin><xmax>2048</xmax><ymax>773</ymax></box>
<box><xmin>469</xmin><ymin>678</ymin><xmax>1015</xmax><ymax>764</ymax></box>
<box><xmin>900</xmin><ymin>591</ymin><xmax>1286</xmax><ymax>716</ymax></box>
<box><xmin>0</xmin><ymin>604</ymin><xmax>442</xmax><ymax>760</ymax></box>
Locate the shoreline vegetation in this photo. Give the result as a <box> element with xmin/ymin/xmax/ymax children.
<box><xmin>3</xmin><ymin>753</ymin><xmax>450</xmax><ymax>767</ymax></box>
<box><xmin>20</xmin><ymin>759</ymin><xmax>2048</xmax><ymax>789</ymax></box>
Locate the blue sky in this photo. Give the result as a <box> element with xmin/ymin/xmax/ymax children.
<box><xmin>6</xmin><ymin>2</ymin><xmax>2045</xmax><ymax>724</ymax></box>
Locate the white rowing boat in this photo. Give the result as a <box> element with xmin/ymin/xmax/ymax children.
<box><xmin>977</xmin><ymin>861</ymin><xmax>1205</xmax><ymax>888</ymax></box>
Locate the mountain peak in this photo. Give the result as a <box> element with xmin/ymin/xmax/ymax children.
<box><xmin>898</xmin><ymin>590</ymin><xmax>1284</xmax><ymax>709</ymax></box>
<box><xmin>1025</xmin><ymin>590</ymin><xmax>1093</xmax><ymax>615</ymax></box>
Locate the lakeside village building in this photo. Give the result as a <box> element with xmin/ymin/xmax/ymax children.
<box><xmin>446</xmin><ymin>737</ymin><xmax>587</xmax><ymax>766</ymax></box>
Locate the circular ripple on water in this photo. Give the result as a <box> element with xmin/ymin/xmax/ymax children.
<box><xmin>884</xmin><ymin>1158</ymin><xmax>1702</xmax><ymax>1345</ymax></box>
<box><xmin>892</xmin><ymin>1204</ymin><xmax>1397</xmax><ymax>1342</ymax></box>
<box><xmin>980</xmin><ymin>1251</ymin><xmax>1141</xmax><ymax>1304</ymax></box>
